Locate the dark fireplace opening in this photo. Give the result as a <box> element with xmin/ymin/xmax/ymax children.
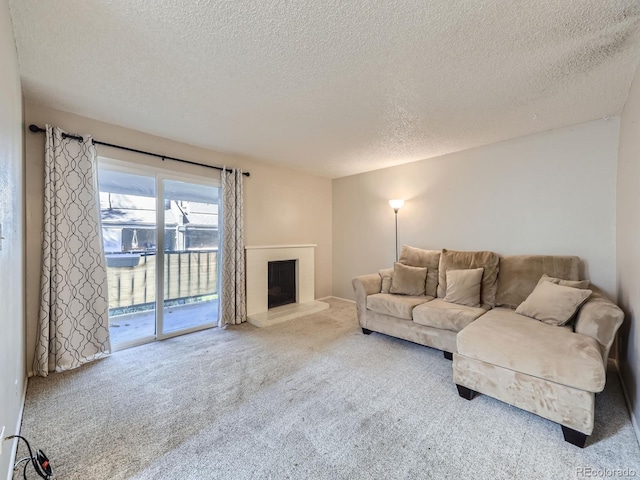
<box><xmin>268</xmin><ymin>260</ymin><xmax>297</xmax><ymax>309</ymax></box>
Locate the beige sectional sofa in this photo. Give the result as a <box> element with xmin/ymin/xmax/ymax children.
<box><xmin>352</xmin><ymin>246</ymin><xmax>624</xmax><ymax>448</ymax></box>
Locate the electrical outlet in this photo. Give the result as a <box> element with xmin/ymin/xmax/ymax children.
<box><xmin>0</xmin><ymin>425</ymin><xmax>5</xmax><ymax>455</ymax></box>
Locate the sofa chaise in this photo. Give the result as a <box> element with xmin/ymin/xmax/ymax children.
<box><xmin>352</xmin><ymin>246</ymin><xmax>624</xmax><ymax>447</ymax></box>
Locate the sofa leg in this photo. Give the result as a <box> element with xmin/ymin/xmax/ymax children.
<box><xmin>361</xmin><ymin>328</ymin><xmax>373</xmax><ymax>335</ymax></box>
<box><xmin>456</xmin><ymin>384</ymin><xmax>476</xmax><ymax>400</ymax></box>
<box><xmin>443</xmin><ymin>351</ymin><xmax>453</xmax><ymax>360</ymax></box>
<box><xmin>561</xmin><ymin>426</ymin><xmax>588</xmax><ymax>448</ymax></box>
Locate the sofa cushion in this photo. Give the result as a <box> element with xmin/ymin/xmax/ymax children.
<box><xmin>457</xmin><ymin>308</ymin><xmax>606</xmax><ymax>392</ymax></box>
<box><xmin>367</xmin><ymin>293</ymin><xmax>433</xmax><ymax>320</ymax></box>
<box><xmin>574</xmin><ymin>287</ymin><xmax>624</xmax><ymax>359</ymax></box>
<box><xmin>495</xmin><ymin>255</ymin><xmax>581</xmax><ymax>309</ymax></box>
<box><xmin>398</xmin><ymin>245</ymin><xmax>441</xmax><ymax>297</ymax></box>
<box><xmin>537</xmin><ymin>274</ymin><xmax>590</xmax><ymax>290</ymax></box>
<box><xmin>390</xmin><ymin>263</ymin><xmax>427</xmax><ymax>296</ymax></box>
<box><xmin>515</xmin><ymin>281</ymin><xmax>592</xmax><ymax>326</ymax></box>
<box><xmin>379</xmin><ymin>268</ymin><xmax>394</xmax><ymax>294</ymax></box>
<box><xmin>444</xmin><ymin>268</ymin><xmax>484</xmax><ymax>307</ymax></box>
<box><xmin>413</xmin><ymin>299</ymin><xmax>487</xmax><ymax>333</ymax></box>
<box><xmin>437</xmin><ymin>249</ymin><xmax>499</xmax><ymax>308</ymax></box>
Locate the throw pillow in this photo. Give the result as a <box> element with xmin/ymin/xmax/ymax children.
<box><xmin>537</xmin><ymin>274</ymin><xmax>590</xmax><ymax>290</ymax></box>
<box><xmin>398</xmin><ymin>245</ymin><xmax>441</xmax><ymax>297</ymax></box>
<box><xmin>379</xmin><ymin>268</ymin><xmax>394</xmax><ymax>294</ymax></box>
<box><xmin>437</xmin><ymin>249</ymin><xmax>499</xmax><ymax>307</ymax></box>
<box><xmin>390</xmin><ymin>263</ymin><xmax>427</xmax><ymax>296</ymax></box>
<box><xmin>443</xmin><ymin>268</ymin><xmax>484</xmax><ymax>307</ymax></box>
<box><xmin>494</xmin><ymin>255</ymin><xmax>581</xmax><ymax>309</ymax></box>
<box><xmin>515</xmin><ymin>281</ymin><xmax>592</xmax><ymax>326</ymax></box>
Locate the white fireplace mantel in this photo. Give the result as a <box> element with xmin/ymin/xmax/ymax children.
<box><xmin>245</xmin><ymin>244</ymin><xmax>328</xmax><ymax>327</ymax></box>
<box><xmin>245</xmin><ymin>244</ymin><xmax>317</xmax><ymax>250</ymax></box>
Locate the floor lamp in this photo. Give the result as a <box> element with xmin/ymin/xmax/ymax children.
<box><xmin>389</xmin><ymin>199</ymin><xmax>404</xmax><ymax>262</ymax></box>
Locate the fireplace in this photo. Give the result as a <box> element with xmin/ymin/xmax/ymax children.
<box><xmin>268</xmin><ymin>260</ymin><xmax>296</xmax><ymax>308</ymax></box>
<box><xmin>245</xmin><ymin>244</ymin><xmax>328</xmax><ymax>327</ymax></box>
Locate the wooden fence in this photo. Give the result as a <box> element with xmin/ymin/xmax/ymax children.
<box><xmin>106</xmin><ymin>250</ymin><xmax>218</xmax><ymax>309</ymax></box>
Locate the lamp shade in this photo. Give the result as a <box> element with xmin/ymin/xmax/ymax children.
<box><xmin>389</xmin><ymin>199</ymin><xmax>404</xmax><ymax>210</ymax></box>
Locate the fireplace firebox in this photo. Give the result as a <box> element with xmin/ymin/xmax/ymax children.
<box><xmin>268</xmin><ymin>260</ymin><xmax>296</xmax><ymax>309</ymax></box>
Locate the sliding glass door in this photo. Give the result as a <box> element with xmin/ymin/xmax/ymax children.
<box><xmin>99</xmin><ymin>169</ymin><xmax>158</xmax><ymax>349</ymax></box>
<box><xmin>160</xmin><ymin>178</ymin><xmax>219</xmax><ymax>335</ymax></box>
<box><xmin>98</xmin><ymin>162</ymin><xmax>220</xmax><ymax>350</ymax></box>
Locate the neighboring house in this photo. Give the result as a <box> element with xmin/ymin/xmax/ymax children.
<box><xmin>100</xmin><ymin>193</ymin><xmax>219</xmax><ymax>254</ymax></box>
<box><xmin>98</xmin><ymin>168</ymin><xmax>220</xmax><ymax>255</ymax></box>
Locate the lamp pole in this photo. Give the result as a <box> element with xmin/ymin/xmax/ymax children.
<box><xmin>389</xmin><ymin>200</ymin><xmax>404</xmax><ymax>262</ymax></box>
<box><xmin>393</xmin><ymin>208</ymin><xmax>399</xmax><ymax>262</ymax></box>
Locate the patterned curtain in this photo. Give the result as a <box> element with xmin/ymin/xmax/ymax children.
<box><xmin>33</xmin><ymin>125</ymin><xmax>111</xmax><ymax>377</ymax></box>
<box><xmin>219</xmin><ymin>168</ymin><xmax>246</xmax><ymax>327</ymax></box>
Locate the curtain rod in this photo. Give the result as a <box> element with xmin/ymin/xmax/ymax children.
<box><xmin>28</xmin><ymin>124</ymin><xmax>250</xmax><ymax>177</ymax></box>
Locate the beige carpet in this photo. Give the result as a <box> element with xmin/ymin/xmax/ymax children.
<box><xmin>15</xmin><ymin>298</ymin><xmax>640</xmax><ymax>479</ymax></box>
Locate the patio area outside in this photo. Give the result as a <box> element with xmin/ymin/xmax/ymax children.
<box><xmin>106</xmin><ymin>249</ymin><xmax>219</xmax><ymax>348</ymax></box>
<box><xmin>109</xmin><ymin>298</ymin><xmax>219</xmax><ymax>346</ymax></box>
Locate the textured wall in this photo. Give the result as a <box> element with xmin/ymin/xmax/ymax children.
<box><xmin>24</xmin><ymin>102</ymin><xmax>332</xmax><ymax>371</ymax></box>
<box><xmin>332</xmin><ymin>119</ymin><xmax>619</xmax><ymax>302</ymax></box>
<box><xmin>617</xmin><ymin>63</ymin><xmax>640</xmax><ymax>444</ymax></box>
<box><xmin>0</xmin><ymin>0</ymin><xmax>25</xmax><ymax>477</ymax></box>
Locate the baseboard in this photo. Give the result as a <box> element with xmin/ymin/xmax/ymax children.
<box><xmin>6</xmin><ymin>376</ymin><xmax>28</xmax><ymax>480</ymax></box>
<box><xmin>318</xmin><ymin>296</ymin><xmax>355</xmax><ymax>304</ymax></box>
<box><xmin>617</xmin><ymin>364</ymin><xmax>640</xmax><ymax>448</ymax></box>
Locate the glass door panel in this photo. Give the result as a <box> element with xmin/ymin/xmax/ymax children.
<box><xmin>98</xmin><ymin>168</ymin><xmax>157</xmax><ymax>349</ymax></box>
<box><xmin>161</xmin><ymin>179</ymin><xmax>220</xmax><ymax>334</ymax></box>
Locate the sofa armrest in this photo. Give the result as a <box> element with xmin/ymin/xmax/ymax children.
<box><xmin>352</xmin><ymin>274</ymin><xmax>382</xmax><ymax>327</ymax></box>
<box><xmin>574</xmin><ymin>286</ymin><xmax>624</xmax><ymax>364</ymax></box>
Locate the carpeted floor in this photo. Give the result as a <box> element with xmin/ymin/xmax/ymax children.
<box><xmin>14</xmin><ymin>298</ymin><xmax>640</xmax><ymax>479</ymax></box>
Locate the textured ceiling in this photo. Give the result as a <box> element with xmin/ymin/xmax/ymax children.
<box><xmin>9</xmin><ymin>0</ymin><xmax>640</xmax><ymax>178</ymax></box>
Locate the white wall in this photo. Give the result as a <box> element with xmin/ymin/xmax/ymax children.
<box><xmin>332</xmin><ymin>119</ymin><xmax>620</xmax><ymax>301</ymax></box>
<box><xmin>24</xmin><ymin>102</ymin><xmax>332</xmax><ymax>372</ymax></box>
<box><xmin>0</xmin><ymin>0</ymin><xmax>26</xmax><ymax>477</ymax></box>
<box><xmin>617</xmin><ymin>63</ymin><xmax>640</xmax><ymax>443</ymax></box>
